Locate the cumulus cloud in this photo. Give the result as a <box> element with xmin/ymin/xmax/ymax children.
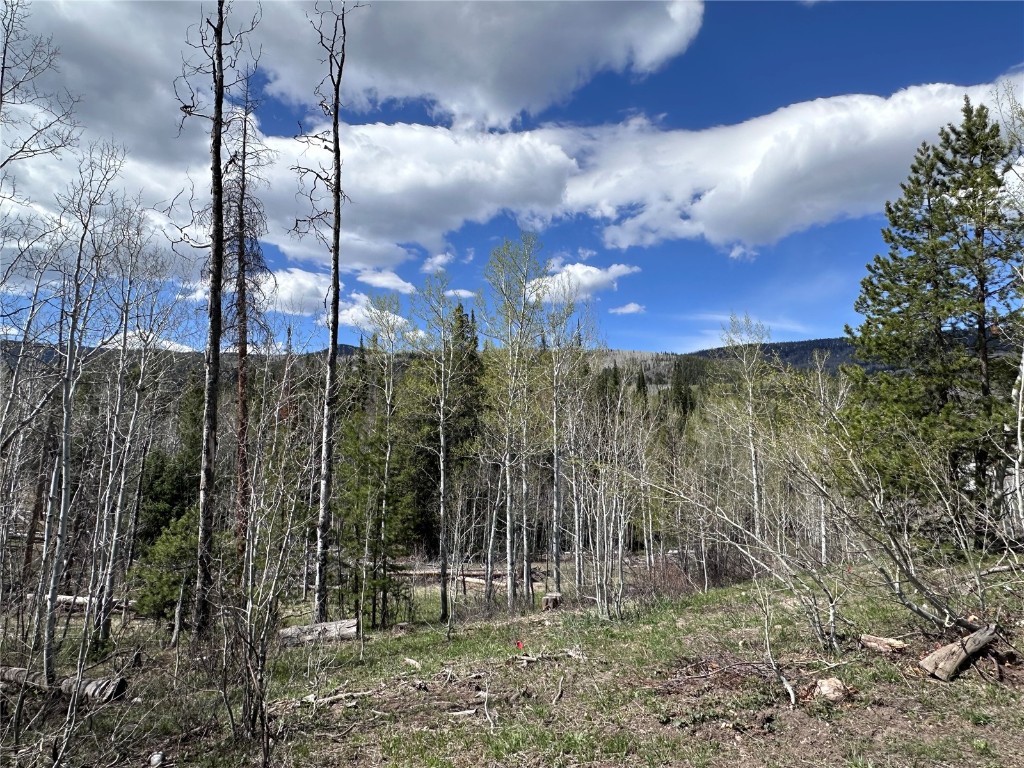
<box><xmin>262</xmin><ymin>123</ymin><xmax>576</xmax><ymax>272</ymax></box>
<box><xmin>264</xmin><ymin>268</ymin><xmax>333</xmax><ymax>316</ymax></box>
<box><xmin>534</xmin><ymin>262</ymin><xmax>640</xmax><ymax>302</ymax></box>
<box><xmin>17</xmin><ymin>3</ymin><xmax>580</xmax><ymax>276</ymax></box>
<box><xmin>337</xmin><ymin>291</ymin><xmax>407</xmax><ymax>331</ymax></box>
<box><xmin>14</xmin><ymin>1</ymin><xmax>1020</xmax><ymax>291</ymax></box>
<box><xmin>422</xmin><ymin>252</ymin><xmax>455</xmax><ymax>273</ymax></box>
<box><xmin>445</xmin><ymin>288</ymin><xmax>476</xmax><ymax>300</ymax></box>
<box><xmin>547</xmin><ymin>81</ymin><xmax>1012</xmax><ymax>251</ymax></box>
<box><xmin>261</xmin><ymin>1</ymin><xmax>704</xmax><ymax>127</ymax></box>
<box><xmin>610</xmin><ymin>302</ymin><xmax>646</xmax><ymax>315</ymax></box>
<box><xmin>357</xmin><ymin>269</ymin><xmax>416</xmax><ymax>294</ymax></box>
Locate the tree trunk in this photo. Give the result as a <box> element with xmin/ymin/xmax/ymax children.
<box><xmin>194</xmin><ymin>0</ymin><xmax>227</xmax><ymax>639</ymax></box>
<box><xmin>313</xmin><ymin>6</ymin><xmax>347</xmax><ymax>626</ymax></box>
<box><xmin>0</xmin><ymin>667</ymin><xmax>127</xmax><ymax>705</ymax></box>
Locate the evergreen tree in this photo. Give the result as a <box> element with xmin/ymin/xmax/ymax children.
<box><xmin>634</xmin><ymin>365</ymin><xmax>648</xmax><ymax>401</ymax></box>
<box><xmin>847</xmin><ymin>98</ymin><xmax>1022</xmax><ymax>528</ymax></box>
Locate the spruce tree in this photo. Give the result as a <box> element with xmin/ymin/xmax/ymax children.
<box><xmin>847</xmin><ymin>97</ymin><xmax>1022</xmax><ymax>528</ymax></box>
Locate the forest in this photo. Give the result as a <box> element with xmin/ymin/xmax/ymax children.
<box><xmin>2</xmin><ymin>1</ymin><xmax>1024</xmax><ymax>766</ymax></box>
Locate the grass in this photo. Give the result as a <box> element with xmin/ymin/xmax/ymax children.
<box><xmin>4</xmin><ymin>572</ymin><xmax>1021</xmax><ymax>768</ymax></box>
<box><xmin>269</xmin><ymin>578</ymin><xmax>1022</xmax><ymax>768</ymax></box>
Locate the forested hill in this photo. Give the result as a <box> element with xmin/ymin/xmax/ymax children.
<box><xmin>0</xmin><ymin>337</ymin><xmax>857</xmax><ymax>380</ymax></box>
<box><xmin>689</xmin><ymin>336</ymin><xmax>856</xmax><ymax>371</ymax></box>
<box><xmin>603</xmin><ymin>336</ymin><xmax>861</xmax><ymax>391</ymax></box>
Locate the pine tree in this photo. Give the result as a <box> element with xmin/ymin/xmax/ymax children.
<box><xmin>634</xmin><ymin>365</ymin><xmax>648</xmax><ymax>402</ymax></box>
<box><xmin>847</xmin><ymin>97</ymin><xmax>1022</xmax><ymax>528</ymax></box>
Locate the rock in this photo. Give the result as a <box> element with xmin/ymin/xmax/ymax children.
<box><xmin>813</xmin><ymin>677</ymin><xmax>849</xmax><ymax>704</ymax></box>
<box><xmin>148</xmin><ymin>752</ymin><xmax>164</xmax><ymax>767</ymax></box>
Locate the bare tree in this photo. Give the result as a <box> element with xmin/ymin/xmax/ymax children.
<box><xmin>481</xmin><ymin>233</ymin><xmax>547</xmax><ymax>611</ymax></box>
<box><xmin>175</xmin><ymin>0</ymin><xmax>261</xmax><ymax>638</ymax></box>
<box><xmin>31</xmin><ymin>143</ymin><xmax>130</xmax><ymax>684</ymax></box>
<box><xmin>0</xmin><ymin>0</ymin><xmax>79</xmax><ymax>201</ymax></box>
<box><xmin>92</xmin><ymin>214</ymin><xmax>173</xmax><ymax>646</ymax></box>
<box><xmin>223</xmin><ymin>68</ymin><xmax>273</xmax><ymax>563</ymax></box>
<box><xmin>292</xmin><ymin>1</ymin><xmax>350</xmax><ymax>624</ymax></box>
<box><xmin>408</xmin><ymin>274</ymin><xmax>481</xmax><ymax>622</ymax></box>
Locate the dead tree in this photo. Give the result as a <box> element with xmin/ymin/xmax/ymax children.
<box><xmin>292</xmin><ymin>2</ymin><xmax>350</xmax><ymax>625</ymax></box>
<box><xmin>175</xmin><ymin>0</ymin><xmax>260</xmax><ymax>639</ymax></box>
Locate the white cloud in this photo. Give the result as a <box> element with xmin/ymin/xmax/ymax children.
<box><xmin>728</xmin><ymin>244</ymin><xmax>757</xmax><ymax>261</ymax></box>
<box><xmin>547</xmin><ymin>80</ymin><xmax>1015</xmax><ymax>251</ymax></box>
<box><xmin>15</xmin><ymin>3</ymin><xmax>581</xmax><ymax>277</ymax></box>
<box><xmin>610</xmin><ymin>302</ymin><xmax>646</xmax><ymax>315</ymax></box>
<box><xmin>357</xmin><ymin>269</ymin><xmax>416</xmax><ymax>294</ymax></box>
<box><xmin>422</xmin><ymin>252</ymin><xmax>455</xmax><ymax>273</ymax></box>
<box><xmin>445</xmin><ymin>288</ymin><xmax>476</xmax><ymax>300</ymax></box>
<box><xmin>534</xmin><ymin>262</ymin><xmax>640</xmax><ymax>301</ymax></box>
<box><xmin>261</xmin><ymin>1</ymin><xmax>704</xmax><ymax>128</ymax></box>
<box><xmin>337</xmin><ymin>291</ymin><xmax>407</xmax><ymax>332</ymax></box>
<box><xmin>12</xmin><ymin>1</ymin><xmax>1021</xmax><ymax>292</ymax></box>
<box><xmin>261</xmin><ymin>123</ymin><xmax>576</xmax><ymax>272</ymax></box>
<box><xmin>264</xmin><ymin>268</ymin><xmax>333</xmax><ymax>316</ymax></box>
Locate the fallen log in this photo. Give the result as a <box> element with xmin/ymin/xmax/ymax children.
<box><xmin>278</xmin><ymin>619</ymin><xmax>358</xmax><ymax>647</ymax></box>
<box><xmin>918</xmin><ymin>624</ymin><xmax>998</xmax><ymax>682</ymax></box>
<box><xmin>402</xmin><ymin>569</ymin><xmax>504</xmax><ymax>580</ymax></box>
<box><xmin>860</xmin><ymin>634</ymin><xmax>908</xmax><ymax>655</ymax></box>
<box><xmin>27</xmin><ymin>595</ymin><xmax>137</xmax><ymax>613</ymax></box>
<box><xmin>0</xmin><ymin>666</ymin><xmax>127</xmax><ymax>704</ymax></box>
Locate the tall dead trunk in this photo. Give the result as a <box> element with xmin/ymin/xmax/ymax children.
<box><xmin>193</xmin><ymin>0</ymin><xmax>227</xmax><ymax>639</ymax></box>
<box><xmin>308</xmin><ymin>5</ymin><xmax>347</xmax><ymax>625</ymax></box>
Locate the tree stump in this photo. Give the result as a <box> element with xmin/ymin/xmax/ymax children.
<box><xmin>542</xmin><ymin>593</ymin><xmax>561</xmax><ymax>611</ymax></box>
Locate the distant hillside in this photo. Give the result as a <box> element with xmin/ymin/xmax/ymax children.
<box><xmin>601</xmin><ymin>337</ymin><xmax>864</xmax><ymax>390</ymax></box>
<box><xmin>689</xmin><ymin>336</ymin><xmax>857</xmax><ymax>372</ymax></box>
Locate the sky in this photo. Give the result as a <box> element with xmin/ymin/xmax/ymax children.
<box><xmin>5</xmin><ymin>0</ymin><xmax>1024</xmax><ymax>353</ymax></box>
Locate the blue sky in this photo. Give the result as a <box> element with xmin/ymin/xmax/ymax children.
<box><xmin>7</xmin><ymin>1</ymin><xmax>1024</xmax><ymax>353</ymax></box>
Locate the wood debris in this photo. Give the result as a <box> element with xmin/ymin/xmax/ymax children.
<box><xmin>278</xmin><ymin>618</ymin><xmax>357</xmax><ymax>647</ymax></box>
<box><xmin>0</xmin><ymin>666</ymin><xmax>127</xmax><ymax>705</ymax></box>
<box><xmin>918</xmin><ymin>624</ymin><xmax>998</xmax><ymax>682</ymax></box>
<box><xmin>859</xmin><ymin>634</ymin><xmax>908</xmax><ymax>655</ymax></box>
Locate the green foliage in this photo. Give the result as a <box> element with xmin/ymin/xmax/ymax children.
<box><xmin>845</xmin><ymin>97</ymin><xmax>1022</xmax><ymax>519</ymax></box>
<box><xmin>136</xmin><ymin>381</ymin><xmax>202</xmax><ymax>554</ymax></box>
<box><xmin>132</xmin><ymin>503</ymin><xmax>198</xmax><ymax>621</ymax></box>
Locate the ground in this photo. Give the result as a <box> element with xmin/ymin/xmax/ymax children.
<box><xmin>156</xmin><ymin>582</ymin><xmax>1024</xmax><ymax>768</ymax></box>
<box><xmin>5</xmin><ymin>578</ymin><xmax>1021</xmax><ymax>767</ymax></box>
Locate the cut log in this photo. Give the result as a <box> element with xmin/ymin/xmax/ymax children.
<box><xmin>27</xmin><ymin>594</ymin><xmax>137</xmax><ymax>613</ymax></box>
<box><xmin>0</xmin><ymin>666</ymin><xmax>127</xmax><ymax>704</ymax></box>
<box><xmin>860</xmin><ymin>634</ymin><xmax>908</xmax><ymax>655</ymax></box>
<box><xmin>278</xmin><ymin>619</ymin><xmax>358</xmax><ymax>647</ymax></box>
<box><xmin>542</xmin><ymin>593</ymin><xmax>561</xmax><ymax>611</ymax></box>
<box><xmin>918</xmin><ymin>624</ymin><xmax>998</xmax><ymax>682</ymax></box>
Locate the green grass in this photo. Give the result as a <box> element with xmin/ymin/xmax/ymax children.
<box><xmin>7</xmin><ymin>569</ymin><xmax>1022</xmax><ymax>768</ymax></box>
